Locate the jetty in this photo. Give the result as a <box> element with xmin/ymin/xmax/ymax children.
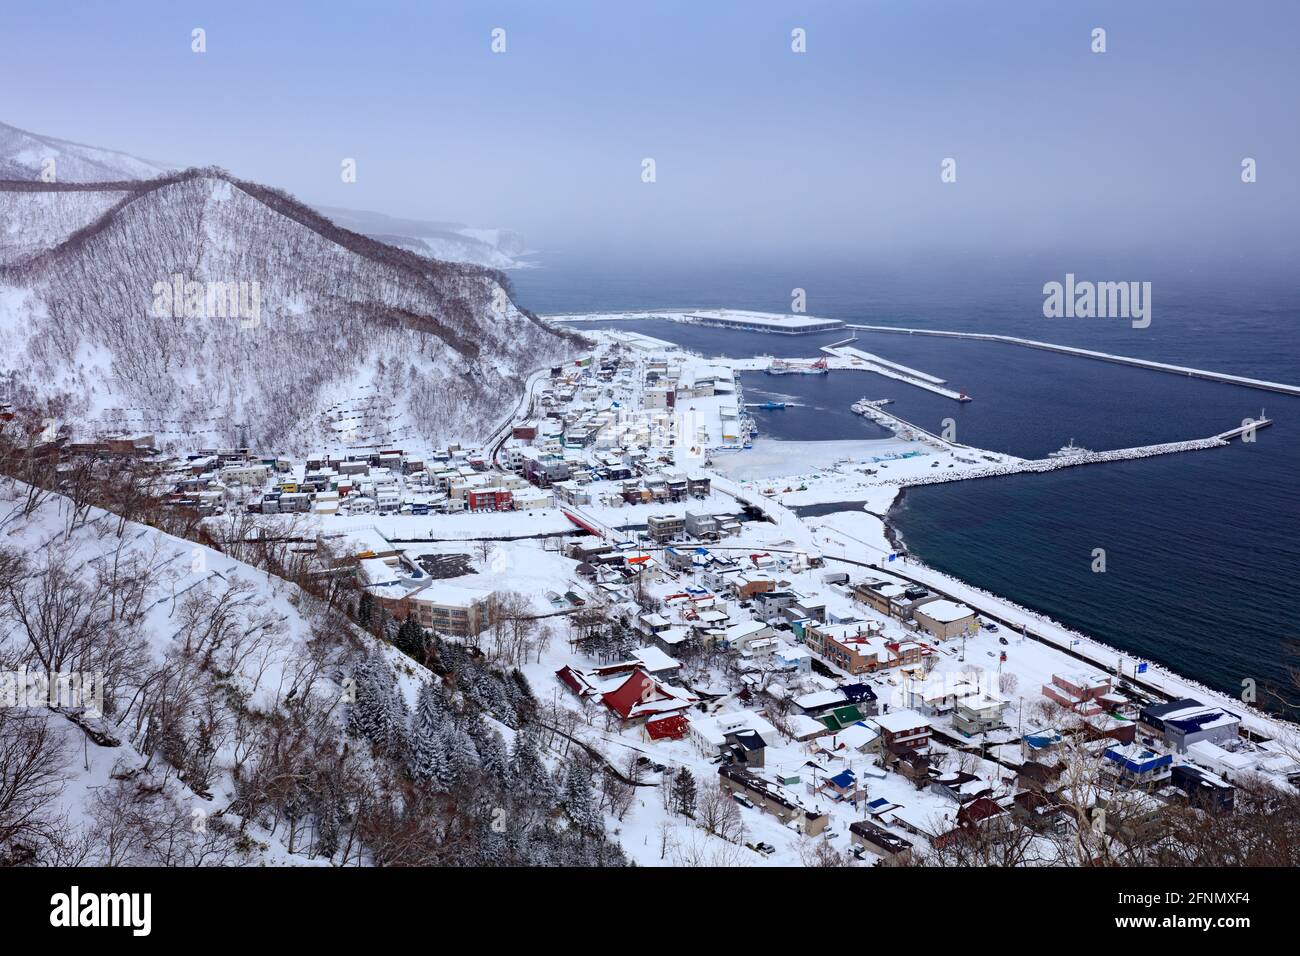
<box><xmin>845</xmin><ymin>325</ymin><xmax>1300</xmax><ymax>397</ymax></box>
<box><xmin>821</xmin><ymin>343</ymin><xmax>970</xmax><ymax>401</ymax></box>
<box><xmin>545</xmin><ymin>309</ymin><xmax>844</xmax><ymax>335</ymax></box>
<box><xmin>856</xmin><ymin>416</ymin><xmax>1274</xmax><ymax>490</ymax></box>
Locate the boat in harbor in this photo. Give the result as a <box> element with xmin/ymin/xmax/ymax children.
<box><xmin>1047</xmin><ymin>438</ymin><xmax>1091</xmax><ymax>458</ymax></box>
<box><xmin>851</xmin><ymin>397</ymin><xmax>893</xmax><ymax>415</ymax></box>
<box><xmin>766</xmin><ymin>357</ymin><xmax>829</xmax><ymax>376</ymax></box>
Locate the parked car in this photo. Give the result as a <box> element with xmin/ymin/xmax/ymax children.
<box><xmin>999</xmin><ymin>636</ymin><xmax>1009</xmax><ymax>645</ymax></box>
<box><xmin>732</xmin><ymin>794</ymin><xmax>755</xmax><ymax>809</ymax></box>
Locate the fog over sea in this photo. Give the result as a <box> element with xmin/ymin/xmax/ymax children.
<box><xmin>512</xmin><ymin>254</ymin><xmax>1300</xmax><ymax>716</ymax></box>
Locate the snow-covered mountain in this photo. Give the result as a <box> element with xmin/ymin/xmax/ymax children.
<box><xmin>0</xmin><ymin>120</ymin><xmax>174</xmax><ymax>182</ymax></box>
<box><xmin>0</xmin><ymin>169</ymin><xmax>575</xmax><ymax>452</ymax></box>
<box><xmin>315</xmin><ymin>205</ymin><xmax>533</xmax><ymax>270</ymax></box>
<box><xmin>0</xmin><ymin>121</ymin><xmax>533</xmax><ymax>269</ymax></box>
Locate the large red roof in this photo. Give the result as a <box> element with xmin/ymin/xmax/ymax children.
<box><xmin>646</xmin><ymin>713</ymin><xmax>690</xmax><ymax>740</ymax></box>
<box><xmin>602</xmin><ymin>669</ymin><xmax>658</xmax><ymax>720</ymax></box>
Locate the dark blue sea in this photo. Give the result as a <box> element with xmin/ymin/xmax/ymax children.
<box><xmin>512</xmin><ymin>256</ymin><xmax>1300</xmax><ymax>715</ymax></box>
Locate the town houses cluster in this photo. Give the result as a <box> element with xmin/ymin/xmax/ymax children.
<box><xmin>40</xmin><ymin>332</ymin><xmax>1300</xmax><ymax>866</ymax></box>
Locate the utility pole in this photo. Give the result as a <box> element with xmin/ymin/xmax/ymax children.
<box><xmin>1018</xmin><ymin>696</ymin><xmax>1025</xmax><ymax>764</ymax></box>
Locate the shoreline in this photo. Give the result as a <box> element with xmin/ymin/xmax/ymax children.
<box><xmin>579</xmin><ymin>319</ymin><xmax>1300</xmax><ymax>738</ymax></box>
<box><xmin>808</xmin><ymin>499</ymin><xmax>1300</xmax><ymax>735</ymax></box>
<box><xmin>879</xmin><ymin>487</ymin><xmax>908</xmax><ymax>554</ymax></box>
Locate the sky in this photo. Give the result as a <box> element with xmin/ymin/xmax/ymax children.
<box><xmin>2</xmin><ymin>0</ymin><xmax>1298</xmax><ymax>266</ymax></box>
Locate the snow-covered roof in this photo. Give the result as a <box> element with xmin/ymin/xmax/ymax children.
<box><xmin>359</xmin><ymin>557</ymin><xmax>400</xmax><ymax>586</ymax></box>
<box><xmin>1185</xmin><ymin>740</ymin><xmax>1256</xmax><ymax>771</ymax></box>
<box><xmin>794</xmin><ymin>689</ymin><xmax>846</xmax><ymax>711</ymax></box>
<box><xmin>725</xmin><ymin>619</ymin><xmax>769</xmax><ymax>641</ymax></box>
<box><xmin>690</xmin><ymin>709</ymin><xmax>778</xmax><ymax>748</ymax></box>
<box><xmin>834</xmin><ymin>723</ymin><xmax>880</xmax><ymax>750</ymax></box>
<box><xmin>656</xmin><ymin>626</ymin><xmax>690</xmax><ymax>646</ymax></box>
<box><xmin>788</xmin><ymin>714</ymin><xmax>829</xmax><ymax>738</ymax></box>
<box><xmin>915</xmin><ymin>599</ymin><xmax>974</xmax><ymax>623</ymax></box>
<box><xmin>871</xmin><ymin>709</ymin><xmax>931</xmax><ymax>733</ymax></box>
<box><xmin>886</xmin><ymin>802</ymin><xmax>956</xmax><ymax>837</ymax></box>
<box><xmin>631</xmin><ymin>646</ymin><xmax>680</xmax><ymax>673</ymax></box>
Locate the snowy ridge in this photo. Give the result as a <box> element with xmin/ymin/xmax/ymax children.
<box><xmin>0</xmin><ymin>120</ymin><xmax>173</xmax><ymax>182</ymax></box>
<box><xmin>0</xmin><ymin>170</ymin><xmax>576</xmax><ymax>452</ymax></box>
<box><xmin>315</xmin><ymin>205</ymin><xmax>533</xmax><ymax>269</ymax></box>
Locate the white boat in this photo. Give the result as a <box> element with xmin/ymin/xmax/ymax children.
<box><xmin>1047</xmin><ymin>438</ymin><xmax>1091</xmax><ymax>458</ymax></box>
<box><xmin>766</xmin><ymin>358</ymin><xmax>829</xmax><ymax>376</ymax></box>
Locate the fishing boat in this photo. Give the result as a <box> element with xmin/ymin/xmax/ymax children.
<box><xmin>1047</xmin><ymin>438</ymin><xmax>1091</xmax><ymax>458</ymax></box>
<box><xmin>766</xmin><ymin>357</ymin><xmax>829</xmax><ymax>376</ymax></box>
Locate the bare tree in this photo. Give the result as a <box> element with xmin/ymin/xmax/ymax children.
<box><xmin>0</xmin><ymin>710</ymin><xmax>69</xmax><ymax>863</ymax></box>
<box><xmin>697</xmin><ymin>785</ymin><xmax>745</xmax><ymax>843</ymax></box>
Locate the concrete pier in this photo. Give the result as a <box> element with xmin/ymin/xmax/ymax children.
<box><xmin>822</xmin><ymin>343</ymin><xmax>970</xmax><ymax>401</ymax></box>
<box><xmin>845</xmin><ymin>325</ymin><xmax>1300</xmax><ymax>397</ymax></box>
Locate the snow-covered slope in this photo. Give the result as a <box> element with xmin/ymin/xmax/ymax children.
<box><xmin>315</xmin><ymin>205</ymin><xmax>532</xmax><ymax>269</ymax></box>
<box><xmin>0</xmin><ymin>186</ymin><xmax>132</xmax><ymax>267</ymax></box>
<box><xmin>0</xmin><ymin>475</ymin><xmax>629</xmax><ymax>866</ymax></box>
<box><xmin>0</xmin><ymin>120</ymin><xmax>173</xmax><ymax>182</ymax></box>
<box><xmin>0</xmin><ymin>484</ymin><xmax>374</xmax><ymax>865</ymax></box>
<box><xmin>0</xmin><ymin>170</ymin><xmax>575</xmax><ymax>452</ymax></box>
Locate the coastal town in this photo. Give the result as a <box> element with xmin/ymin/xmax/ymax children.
<box><xmin>3</xmin><ymin>0</ymin><xmax>1291</xmax><ymax>924</ymax></box>
<box><xmin>31</xmin><ymin>316</ymin><xmax>1298</xmax><ymax>867</ymax></box>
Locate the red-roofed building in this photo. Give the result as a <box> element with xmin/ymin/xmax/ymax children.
<box><xmin>957</xmin><ymin>796</ymin><xmax>1007</xmax><ymax>828</ymax></box>
<box><xmin>555</xmin><ymin>662</ymin><xmax>637</xmax><ymax>699</ymax></box>
<box><xmin>601</xmin><ymin>668</ymin><xmax>697</xmax><ymax>723</ymax></box>
<box><xmin>645</xmin><ymin>713</ymin><xmax>690</xmax><ymax>741</ymax></box>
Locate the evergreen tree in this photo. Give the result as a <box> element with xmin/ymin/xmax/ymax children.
<box><xmin>347</xmin><ymin>654</ymin><xmax>409</xmax><ymax>759</ymax></box>
<box><xmin>672</xmin><ymin>768</ymin><xmax>697</xmax><ymax>818</ymax></box>
<box><xmin>395</xmin><ymin>615</ymin><xmax>424</xmax><ymax>658</ymax></box>
<box><xmin>412</xmin><ymin>681</ymin><xmax>446</xmax><ymax>735</ymax></box>
<box><xmin>356</xmin><ymin>591</ymin><xmax>374</xmax><ymax>629</ymax></box>
<box><xmin>381</xmin><ymin>679</ymin><xmax>411</xmax><ymax>760</ymax></box>
<box><xmin>467</xmin><ymin>716</ymin><xmax>510</xmax><ymax>783</ymax></box>
<box><xmin>510</xmin><ymin>730</ymin><xmax>558</xmax><ymax>808</ymax></box>
<box><xmin>444</xmin><ymin>727</ymin><xmax>480</xmax><ymax>788</ymax></box>
<box><xmin>345</xmin><ymin>655</ymin><xmax>385</xmax><ymax>743</ymax></box>
<box><xmin>562</xmin><ymin>758</ymin><xmax>600</xmax><ymax>833</ymax></box>
<box><xmin>410</xmin><ymin>715</ymin><xmax>451</xmax><ymax>791</ymax></box>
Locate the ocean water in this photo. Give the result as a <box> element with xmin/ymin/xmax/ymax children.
<box><xmin>511</xmin><ymin>259</ymin><xmax>1300</xmax><ymax>715</ymax></box>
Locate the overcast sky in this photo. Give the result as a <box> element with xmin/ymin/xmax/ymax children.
<box><xmin>4</xmin><ymin>0</ymin><xmax>1297</xmax><ymax>265</ymax></box>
